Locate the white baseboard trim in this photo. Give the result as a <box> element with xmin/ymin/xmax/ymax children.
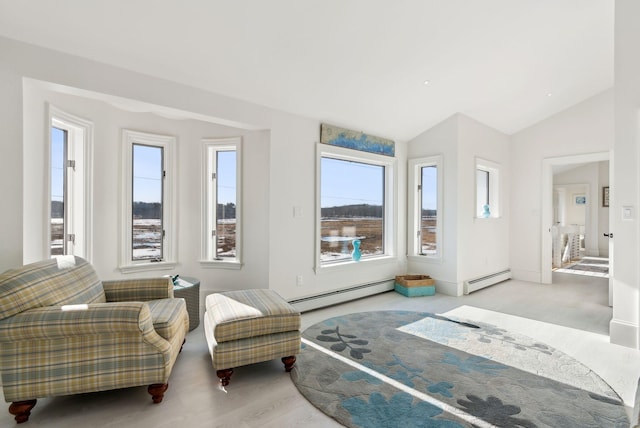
<box><xmin>510</xmin><ymin>269</ymin><xmax>542</xmax><ymax>284</ymax></box>
<box><xmin>609</xmin><ymin>318</ymin><xmax>638</xmax><ymax>349</ymax></box>
<box><xmin>435</xmin><ymin>280</ymin><xmax>460</xmax><ymax>297</ymax></box>
<box><xmin>289</xmin><ymin>280</ymin><xmax>394</xmax><ymax>312</ymax></box>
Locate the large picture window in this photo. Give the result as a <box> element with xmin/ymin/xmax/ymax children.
<box><xmin>120</xmin><ymin>130</ymin><xmax>176</xmax><ymax>272</ymax></box>
<box><xmin>201</xmin><ymin>138</ymin><xmax>241</xmax><ymax>268</ymax></box>
<box><xmin>318</xmin><ymin>145</ymin><xmax>395</xmax><ymax>267</ymax></box>
<box><xmin>408</xmin><ymin>156</ymin><xmax>443</xmax><ymax>258</ymax></box>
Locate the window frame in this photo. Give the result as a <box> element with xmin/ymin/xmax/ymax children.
<box><xmin>120</xmin><ymin>129</ymin><xmax>177</xmax><ymax>273</ymax></box>
<box><xmin>200</xmin><ymin>137</ymin><xmax>242</xmax><ymax>269</ymax></box>
<box><xmin>408</xmin><ymin>155</ymin><xmax>443</xmax><ymax>260</ymax></box>
<box><xmin>315</xmin><ymin>144</ymin><xmax>397</xmax><ymax>272</ymax></box>
<box><xmin>475</xmin><ymin>157</ymin><xmax>501</xmax><ymax>219</ymax></box>
<box><xmin>47</xmin><ymin>105</ymin><xmax>94</xmax><ymax>262</ymax></box>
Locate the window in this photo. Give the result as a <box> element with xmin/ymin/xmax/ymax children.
<box><xmin>49</xmin><ymin>106</ymin><xmax>93</xmax><ymax>260</ymax></box>
<box><xmin>50</xmin><ymin>127</ymin><xmax>67</xmax><ymax>256</ymax></box>
<box><xmin>317</xmin><ymin>145</ymin><xmax>395</xmax><ymax>266</ymax></box>
<box><xmin>201</xmin><ymin>138</ymin><xmax>242</xmax><ymax>268</ymax></box>
<box><xmin>408</xmin><ymin>156</ymin><xmax>443</xmax><ymax>258</ymax></box>
<box><xmin>120</xmin><ymin>130</ymin><xmax>176</xmax><ymax>272</ymax></box>
<box><xmin>476</xmin><ymin>158</ymin><xmax>500</xmax><ymax>218</ymax></box>
<box><xmin>132</xmin><ymin>144</ymin><xmax>164</xmax><ymax>261</ymax></box>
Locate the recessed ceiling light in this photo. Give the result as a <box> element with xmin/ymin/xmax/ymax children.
<box><xmin>547</xmin><ymin>93</ymin><xmax>553</xmax><ymax>97</ymax></box>
<box><xmin>423</xmin><ymin>80</ymin><xmax>431</xmax><ymax>85</ymax></box>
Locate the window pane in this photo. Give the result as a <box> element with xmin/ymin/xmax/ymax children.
<box><xmin>477</xmin><ymin>169</ymin><xmax>489</xmax><ymax>216</ymax></box>
<box><xmin>216</xmin><ymin>150</ymin><xmax>236</xmax><ymax>258</ymax></box>
<box><xmin>420</xmin><ymin>166</ymin><xmax>437</xmax><ymax>255</ymax></box>
<box><xmin>132</xmin><ymin>144</ymin><xmax>163</xmax><ymax>261</ymax></box>
<box><xmin>50</xmin><ymin>127</ymin><xmax>66</xmax><ymax>256</ymax></box>
<box><xmin>320</xmin><ymin>157</ymin><xmax>384</xmax><ymax>262</ymax></box>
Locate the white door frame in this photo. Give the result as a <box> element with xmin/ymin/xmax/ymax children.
<box><xmin>541</xmin><ymin>151</ymin><xmax>611</xmax><ymax>284</ymax></box>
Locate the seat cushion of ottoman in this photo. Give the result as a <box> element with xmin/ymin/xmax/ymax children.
<box><xmin>206</xmin><ymin>323</ymin><xmax>301</xmax><ymax>370</ymax></box>
<box><xmin>205</xmin><ymin>289</ymin><xmax>300</xmax><ymax>343</ymax></box>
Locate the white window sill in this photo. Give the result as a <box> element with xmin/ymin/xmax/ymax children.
<box><xmin>315</xmin><ymin>255</ymin><xmax>397</xmax><ymax>274</ymax></box>
<box><xmin>199</xmin><ymin>259</ymin><xmax>242</xmax><ymax>270</ymax></box>
<box><xmin>407</xmin><ymin>255</ymin><xmax>443</xmax><ymax>264</ymax></box>
<box><xmin>119</xmin><ymin>261</ymin><xmax>177</xmax><ymax>274</ymax></box>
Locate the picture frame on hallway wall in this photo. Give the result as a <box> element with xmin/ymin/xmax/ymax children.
<box><xmin>603</xmin><ymin>186</ymin><xmax>610</xmax><ymax>207</ymax></box>
<box><xmin>575</xmin><ymin>194</ymin><xmax>586</xmax><ymax>205</ymax></box>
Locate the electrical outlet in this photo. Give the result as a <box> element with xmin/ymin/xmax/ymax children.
<box><xmin>296</xmin><ymin>275</ymin><xmax>304</xmax><ymax>286</ymax></box>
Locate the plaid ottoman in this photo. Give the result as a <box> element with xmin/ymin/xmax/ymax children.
<box><xmin>204</xmin><ymin>289</ymin><xmax>301</xmax><ymax>386</ymax></box>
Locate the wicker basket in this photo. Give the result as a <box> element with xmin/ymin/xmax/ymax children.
<box><xmin>394</xmin><ymin>275</ymin><xmax>435</xmax><ymax>287</ymax></box>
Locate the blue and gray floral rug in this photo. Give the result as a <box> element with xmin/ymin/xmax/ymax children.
<box><xmin>291</xmin><ymin>310</ymin><xmax>628</xmax><ymax>427</ymax></box>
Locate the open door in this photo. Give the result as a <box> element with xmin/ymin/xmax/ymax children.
<box><xmin>541</xmin><ymin>152</ymin><xmax>610</xmax><ymax>284</ymax></box>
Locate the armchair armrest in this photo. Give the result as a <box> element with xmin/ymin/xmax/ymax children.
<box><xmin>0</xmin><ymin>302</ymin><xmax>156</xmax><ymax>341</ymax></box>
<box><xmin>102</xmin><ymin>277</ymin><xmax>173</xmax><ymax>302</ymax></box>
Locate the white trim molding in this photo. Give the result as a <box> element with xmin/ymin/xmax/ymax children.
<box><xmin>119</xmin><ymin>129</ymin><xmax>177</xmax><ymax>273</ymax></box>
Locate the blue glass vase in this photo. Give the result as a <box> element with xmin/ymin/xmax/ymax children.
<box><xmin>482</xmin><ymin>204</ymin><xmax>491</xmax><ymax>218</ymax></box>
<box><xmin>351</xmin><ymin>239</ymin><xmax>361</xmax><ymax>262</ymax></box>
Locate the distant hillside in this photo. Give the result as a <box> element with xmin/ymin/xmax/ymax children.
<box><xmin>321</xmin><ymin>204</ymin><xmax>382</xmax><ymax>218</ymax></box>
<box><xmin>131</xmin><ymin>201</ymin><xmax>236</xmax><ymax>219</ymax></box>
<box><xmin>320</xmin><ymin>204</ymin><xmax>436</xmax><ymax>219</ymax></box>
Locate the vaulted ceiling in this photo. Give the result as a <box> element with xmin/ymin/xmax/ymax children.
<box><xmin>0</xmin><ymin>0</ymin><xmax>613</xmax><ymax>141</ymax></box>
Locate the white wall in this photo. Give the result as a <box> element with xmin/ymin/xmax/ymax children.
<box><xmin>407</xmin><ymin>115</ymin><xmax>459</xmax><ymax>295</ymax></box>
<box><xmin>406</xmin><ymin>114</ymin><xmax>509</xmax><ymax>296</ymax></box>
<box><xmin>611</xmin><ymin>0</ymin><xmax>640</xmax><ymax>348</ymax></box>
<box><xmin>0</xmin><ymin>70</ymin><xmax>24</xmax><ymax>269</ymax></box>
<box><xmin>0</xmin><ymin>36</ymin><xmax>408</xmax><ymax>311</ymax></box>
<box><xmin>457</xmin><ymin>115</ymin><xmax>510</xmax><ymax>290</ymax></box>
<box><xmin>21</xmin><ymin>81</ymin><xmax>272</xmax><ymax>289</ymax></box>
<box><xmin>509</xmin><ymin>90</ymin><xmax>613</xmax><ymax>283</ymax></box>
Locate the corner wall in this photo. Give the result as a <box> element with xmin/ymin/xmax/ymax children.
<box><xmin>509</xmin><ymin>90</ymin><xmax>613</xmax><ymax>283</ymax></box>
<box><xmin>611</xmin><ymin>0</ymin><xmax>640</xmax><ymax>348</ymax></box>
<box><xmin>406</xmin><ymin>114</ymin><xmax>510</xmax><ymax>296</ymax></box>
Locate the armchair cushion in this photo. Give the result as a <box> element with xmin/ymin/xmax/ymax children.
<box><xmin>147</xmin><ymin>298</ymin><xmax>189</xmax><ymax>341</ymax></box>
<box><xmin>102</xmin><ymin>277</ymin><xmax>173</xmax><ymax>302</ymax></box>
<box><xmin>0</xmin><ymin>257</ymin><xmax>105</xmax><ymax>321</ymax></box>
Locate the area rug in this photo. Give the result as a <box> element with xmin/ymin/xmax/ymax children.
<box><xmin>291</xmin><ymin>311</ymin><xmax>628</xmax><ymax>428</ymax></box>
<box><xmin>564</xmin><ymin>257</ymin><xmax>609</xmax><ymax>275</ymax></box>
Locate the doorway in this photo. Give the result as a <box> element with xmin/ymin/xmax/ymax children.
<box><xmin>541</xmin><ymin>152</ymin><xmax>612</xmax><ymax>302</ymax></box>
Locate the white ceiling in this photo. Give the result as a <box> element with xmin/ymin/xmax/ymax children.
<box><xmin>0</xmin><ymin>0</ymin><xmax>614</xmax><ymax>141</ymax></box>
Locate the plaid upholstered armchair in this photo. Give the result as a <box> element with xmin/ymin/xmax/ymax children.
<box><xmin>0</xmin><ymin>257</ymin><xmax>189</xmax><ymax>423</ymax></box>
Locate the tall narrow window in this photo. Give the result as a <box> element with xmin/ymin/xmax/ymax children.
<box><xmin>121</xmin><ymin>130</ymin><xmax>176</xmax><ymax>273</ymax></box>
<box><xmin>49</xmin><ymin>106</ymin><xmax>93</xmax><ymax>260</ymax></box>
<box><xmin>476</xmin><ymin>158</ymin><xmax>500</xmax><ymax>218</ymax></box>
<box><xmin>420</xmin><ymin>165</ymin><xmax>438</xmax><ymax>255</ymax></box>
<box><xmin>50</xmin><ymin>127</ymin><xmax>67</xmax><ymax>256</ymax></box>
<box><xmin>408</xmin><ymin>156</ymin><xmax>443</xmax><ymax>258</ymax></box>
<box><xmin>202</xmin><ymin>138</ymin><xmax>241</xmax><ymax>267</ymax></box>
<box><xmin>318</xmin><ymin>145</ymin><xmax>395</xmax><ymax>267</ymax></box>
<box><xmin>476</xmin><ymin>168</ymin><xmax>489</xmax><ymax>217</ymax></box>
<box><xmin>132</xmin><ymin>144</ymin><xmax>164</xmax><ymax>261</ymax></box>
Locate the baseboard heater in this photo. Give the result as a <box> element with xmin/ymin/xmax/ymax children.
<box><xmin>463</xmin><ymin>269</ymin><xmax>511</xmax><ymax>294</ymax></box>
<box><xmin>289</xmin><ymin>279</ymin><xmax>394</xmax><ymax>312</ymax></box>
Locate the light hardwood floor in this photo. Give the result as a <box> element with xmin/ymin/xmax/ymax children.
<box><xmin>2</xmin><ymin>273</ymin><xmax>639</xmax><ymax>427</ymax></box>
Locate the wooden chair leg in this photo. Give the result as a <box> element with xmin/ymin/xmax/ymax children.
<box><xmin>148</xmin><ymin>383</ymin><xmax>168</xmax><ymax>404</ymax></box>
<box><xmin>216</xmin><ymin>368</ymin><xmax>234</xmax><ymax>386</ymax></box>
<box><xmin>9</xmin><ymin>400</ymin><xmax>37</xmax><ymax>424</ymax></box>
<box><xmin>282</xmin><ymin>356</ymin><xmax>296</xmax><ymax>372</ymax></box>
